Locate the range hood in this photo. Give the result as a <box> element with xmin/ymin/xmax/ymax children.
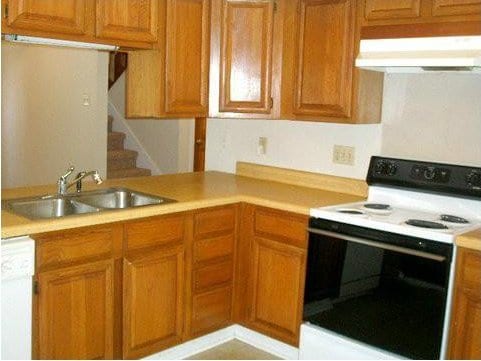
<box><xmin>355</xmin><ymin>36</ymin><xmax>481</xmax><ymax>73</ymax></box>
<box><xmin>2</xmin><ymin>35</ymin><xmax>119</xmax><ymax>51</ymax></box>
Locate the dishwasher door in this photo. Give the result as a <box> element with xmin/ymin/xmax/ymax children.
<box><xmin>1</xmin><ymin>236</ymin><xmax>35</xmax><ymax>360</ymax></box>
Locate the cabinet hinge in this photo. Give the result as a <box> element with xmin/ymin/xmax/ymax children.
<box><xmin>4</xmin><ymin>4</ymin><xmax>8</xmax><ymax>19</ymax></box>
<box><xmin>33</xmin><ymin>280</ymin><xmax>39</xmax><ymax>295</ymax></box>
<box><xmin>269</xmin><ymin>97</ymin><xmax>274</xmax><ymax>109</ymax></box>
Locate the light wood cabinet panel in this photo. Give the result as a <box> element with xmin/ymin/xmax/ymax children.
<box><xmin>37</xmin><ymin>259</ymin><xmax>114</xmax><ymax>359</ymax></box>
<box><xmin>191</xmin><ymin>286</ymin><xmax>233</xmax><ymax>335</ymax></box>
<box><xmin>291</xmin><ymin>0</ymin><xmax>355</xmax><ymax>118</ymax></box>
<box><xmin>249</xmin><ymin>236</ymin><xmax>306</xmax><ymax>346</ymax></box>
<box><xmin>123</xmin><ymin>244</ymin><xmax>184</xmax><ymax>359</ymax></box>
<box><xmin>364</xmin><ymin>0</ymin><xmax>421</xmax><ymax>20</ymax></box>
<box><xmin>448</xmin><ymin>248</ymin><xmax>481</xmax><ymax>360</ymax></box>
<box><xmin>219</xmin><ymin>0</ymin><xmax>274</xmax><ymax>113</ymax></box>
<box><xmin>236</xmin><ymin>204</ymin><xmax>308</xmax><ymax>346</ymax></box>
<box><xmin>5</xmin><ymin>0</ymin><xmax>92</xmax><ymax>35</ymax></box>
<box><xmin>96</xmin><ymin>0</ymin><xmax>158</xmax><ymax>42</ymax></box>
<box><xmin>125</xmin><ymin>1</ymin><xmax>210</xmax><ymax>118</ymax></box>
<box><xmin>431</xmin><ymin>0</ymin><xmax>481</xmax><ymax>17</ymax></box>
<box><xmin>165</xmin><ymin>0</ymin><xmax>210</xmax><ymax>114</ymax></box>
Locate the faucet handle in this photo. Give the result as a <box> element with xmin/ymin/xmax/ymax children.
<box><xmin>60</xmin><ymin>166</ymin><xmax>75</xmax><ymax>181</ymax></box>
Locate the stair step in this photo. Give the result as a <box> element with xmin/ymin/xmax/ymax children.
<box><xmin>108</xmin><ymin>115</ymin><xmax>114</xmax><ymax>132</ymax></box>
<box><xmin>107</xmin><ymin>167</ymin><xmax>152</xmax><ymax>179</ymax></box>
<box><xmin>108</xmin><ymin>131</ymin><xmax>126</xmax><ymax>150</ymax></box>
<box><xmin>107</xmin><ymin>149</ymin><xmax>138</xmax><ymax>170</ymax></box>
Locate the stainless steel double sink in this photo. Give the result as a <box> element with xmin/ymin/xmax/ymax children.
<box><xmin>2</xmin><ymin>188</ymin><xmax>176</xmax><ymax>220</ymax></box>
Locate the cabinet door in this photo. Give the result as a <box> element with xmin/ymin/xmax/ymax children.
<box><xmin>96</xmin><ymin>0</ymin><xmax>158</xmax><ymax>42</ymax></box>
<box><xmin>364</xmin><ymin>0</ymin><xmax>421</xmax><ymax>20</ymax></box>
<box><xmin>165</xmin><ymin>0</ymin><xmax>210</xmax><ymax>115</ymax></box>
<box><xmin>123</xmin><ymin>244</ymin><xmax>184</xmax><ymax>359</ymax></box>
<box><xmin>431</xmin><ymin>0</ymin><xmax>481</xmax><ymax>17</ymax></box>
<box><xmin>5</xmin><ymin>0</ymin><xmax>91</xmax><ymax>35</ymax></box>
<box><xmin>249</xmin><ymin>237</ymin><xmax>306</xmax><ymax>346</ymax></box>
<box><xmin>37</xmin><ymin>259</ymin><xmax>114</xmax><ymax>359</ymax></box>
<box><xmin>209</xmin><ymin>0</ymin><xmax>280</xmax><ymax>117</ymax></box>
<box><xmin>448</xmin><ymin>248</ymin><xmax>481</xmax><ymax>359</ymax></box>
<box><xmin>291</xmin><ymin>0</ymin><xmax>355</xmax><ymax>118</ymax></box>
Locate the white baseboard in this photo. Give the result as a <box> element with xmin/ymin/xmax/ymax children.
<box><xmin>143</xmin><ymin>324</ymin><xmax>299</xmax><ymax>360</ymax></box>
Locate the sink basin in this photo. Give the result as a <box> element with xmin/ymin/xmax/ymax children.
<box><xmin>75</xmin><ymin>188</ymin><xmax>176</xmax><ymax>209</ymax></box>
<box><xmin>4</xmin><ymin>197</ymin><xmax>100</xmax><ymax>220</ymax></box>
<box><xmin>2</xmin><ymin>187</ymin><xmax>176</xmax><ymax>220</ymax></box>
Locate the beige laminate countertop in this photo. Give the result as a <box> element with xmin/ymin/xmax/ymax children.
<box><xmin>456</xmin><ymin>229</ymin><xmax>481</xmax><ymax>252</ymax></box>
<box><xmin>1</xmin><ymin>171</ymin><xmax>364</xmax><ymax>239</ymax></box>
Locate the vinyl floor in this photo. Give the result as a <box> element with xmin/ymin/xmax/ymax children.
<box><xmin>187</xmin><ymin>339</ymin><xmax>280</xmax><ymax>360</ymax></box>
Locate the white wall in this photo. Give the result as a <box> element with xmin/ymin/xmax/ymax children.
<box><xmin>108</xmin><ymin>74</ymin><xmax>194</xmax><ymax>175</ymax></box>
<box><xmin>206</xmin><ymin>118</ymin><xmax>382</xmax><ymax>179</ymax></box>
<box><xmin>206</xmin><ymin>73</ymin><xmax>481</xmax><ymax>178</ymax></box>
<box><xmin>1</xmin><ymin>42</ymin><xmax>108</xmax><ymax>188</ymax></box>
<box><xmin>381</xmin><ymin>73</ymin><xmax>481</xmax><ymax>166</ymax></box>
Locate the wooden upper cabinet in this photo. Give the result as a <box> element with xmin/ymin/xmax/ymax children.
<box><xmin>431</xmin><ymin>0</ymin><xmax>481</xmax><ymax>17</ymax></box>
<box><xmin>288</xmin><ymin>0</ymin><xmax>355</xmax><ymax>119</ymax></box>
<box><xmin>364</xmin><ymin>0</ymin><xmax>421</xmax><ymax>20</ymax></box>
<box><xmin>123</xmin><ymin>244</ymin><xmax>184</xmax><ymax>359</ymax></box>
<box><xmin>96</xmin><ymin>0</ymin><xmax>158</xmax><ymax>42</ymax></box>
<box><xmin>209</xmin><ymin>0</ymin><xmax>282</xmax><ymax>118</ymax></box>
<box><xmin>37</xmin><ymin>259</ymin><xmax>115</xmax><ymax>359</ymax></box>
<box><xmin>165</xmin><ymin>0</ymin><xmax>210</xmax><ymax>114</ymax></box>
<box><xmin>447</xmin><ymin>247</ymin><xmax>481</xmax><ymax>360</ymax></box>
<box><xmin>4</xmin><ymin>0</ymin><xmax>93</xmax><ymax>35</ymax></box>
<box><xmin>220</xmin><ymin>0</ymin><xmax>274</xmax><ymax>113</ymax></box>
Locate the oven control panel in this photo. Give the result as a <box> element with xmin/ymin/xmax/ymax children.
<box><xmin>367</xmin><ymin>156</ymin><xmax>481</xmax><ymax>198</ymax></box>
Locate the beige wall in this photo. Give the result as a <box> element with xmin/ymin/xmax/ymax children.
<box><xmin>1</xmin><ymin>42</ymin><xmax>108</xmax><ymax>188</ymax></box>
<box><xmin>381</xmin><ymin>73</ymin><xmax>481</xmax><ymax>166</ymax></box>
<box><xmin>108</xmin><ymin>74</ymin><xmax>194</xmax><ymax>175</ymax></box>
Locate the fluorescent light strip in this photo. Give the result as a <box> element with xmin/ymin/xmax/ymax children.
<box><xmin>3</xmin><ymin>34</ymin><xmax>119</xmax><ymax>51</ymax></box>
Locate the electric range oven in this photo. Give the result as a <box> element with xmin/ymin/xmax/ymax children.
<box><xmin>301</xmin><ymin>157</ymin><xmax>481</xmax><ymax>360</ymax></box>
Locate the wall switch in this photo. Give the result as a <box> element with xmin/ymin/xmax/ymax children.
<box><xmin>333</xmin><ymin>145</ymin><xmax>355</xmax><ymax>165</ymax></box>
<box><xmin>257</xmin><ymin>137</ymin><xmax>268</xmax><ymax>155</ymax></box>
<box><xmin>82</xmin><ymin>94</ymin><xmax>90</xmax><ymax>106</ymax></box>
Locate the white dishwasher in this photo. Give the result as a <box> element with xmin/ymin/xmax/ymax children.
<box><xmin>1</xmin><ymin>236</ymin><xmax>35</xmax><ymax>360</ymax></box>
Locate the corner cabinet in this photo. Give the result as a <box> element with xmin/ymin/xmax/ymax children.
<box><xmin>448</xmin><ymin>247</ymin><xmax>481</xmax><ymax>360</ymax></box>
<box><xmin>126</xmin><ymin>0</ymin><xmax>210</xmax><ymax>118</ymax></box>
<box><xmin>237</xmin><ymin>204</ymin><xmax>308</xmax><ymax>346</ymax></box>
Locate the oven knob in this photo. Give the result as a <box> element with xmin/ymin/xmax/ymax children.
<box><xmin>424</xmin><ymin>167</ymin><xmax>436</xmax><ymax>180</ymax></box>
<box><xmin>466</xmin><ymin>171</ymin><xmax>481</xmax><ymax>188</ymax></box>
<box><xmin>387</xmin><ymin>163</ymin><xmax>398</xmax><ymax>176</ymax></box>
<box><xmin>374</xmin><ymin>161</ymin><xmax>388</xmax><ymax>175</ymax></box>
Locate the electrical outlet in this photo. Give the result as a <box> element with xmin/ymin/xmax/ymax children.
<box><xmin>333</xmin><ymin>145</ymin><xmax>355</xmax><ymax>166</ymax></box>
<box><xmin>257</xmin><ymin>137</ymin><xmax>268</xmax><ymax>155</ymax></box>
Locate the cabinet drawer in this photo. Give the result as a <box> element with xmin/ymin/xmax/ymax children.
<box><xmin>194</xmin><ymin>234</ymin><xmax>234</xmax><ymax>263</ymax></box>
<box><xmin>35</xmin><ymin>225</ymin><xmax>121</xmax><ymax>270</ymax></box>
<box><xmin>193</xmin><ymin>260</ymin><xmax>233</xmax><ymax>292</ymax></box>
<box><xmin>194</xmin><ymin>206</ymin><xmax>236</xmax><ymax>238</ymax></box>
<box><xmin>126</xmin><ymin>214</ymin><xmax>185</xmax><ymax>251</ymax></box>
<box><xmin>254</xmin><ymin>208</ymin><xmax>308</xmax><ymax>248</ymax></box>
<box><xmin>191</xmin><ymin>286</ymin><xmax>232</xmax><ymax>335</ymax></box>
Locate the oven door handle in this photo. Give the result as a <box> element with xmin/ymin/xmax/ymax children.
<box><xmin>307</xmin><ymin>228</ymin><xmax>447</xmax><ymax>262</ymax></box>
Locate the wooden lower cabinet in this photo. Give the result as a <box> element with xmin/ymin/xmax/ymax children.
<box><xmin>237</xmin><ymin>204</ymin><xmax>308</xmax><ymax>346</ymax></box>
<box><xmin>447</xmin><ymin>247</ymin><xmax>481</xmax><ymax>359</ymax></box>
<box><xmin>123</xmin><ymin>244</ymin><xmax>184</xmax><ymax>359</ymax></box>
<box><xmin>37</xmin><ymin>259</ymin><xmax>115</xmax><ymax>359</ymax></box>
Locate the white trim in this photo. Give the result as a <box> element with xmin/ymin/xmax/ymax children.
<box><xmin>142</xmin><ymin>324</ymin><xmax>299</xmax><ymax>360</ymax></box>
<box><xmin>234</xmin><ymin>325</ymin><xmax>299</xmax><ymax>360</ymax></box>
<box><xmin>3</xmin><ymin>35</ymin><xmax>119</xmax><ymax>51</ymax></box>
<box><xmin>107</xmin><ymin>101</ymin><xmax>162</xmax><ymax>175</ymax></box>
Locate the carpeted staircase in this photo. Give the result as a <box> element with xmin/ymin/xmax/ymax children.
<box><xmin>107</xmin><ymin>115</ymin><xmax>152</xmax><ymax>179</ymax></box>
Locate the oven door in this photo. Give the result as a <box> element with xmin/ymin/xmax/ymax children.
<box><xmin>304</xmin><ymin>223</ymin><xmax>453</xmax><ymax>360</ymax></box>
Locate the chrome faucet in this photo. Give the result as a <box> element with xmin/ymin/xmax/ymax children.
<box><xmin>57</xmin><ymin>166</ymin><xmax>103</xmax><ymax>195</ymax></box>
